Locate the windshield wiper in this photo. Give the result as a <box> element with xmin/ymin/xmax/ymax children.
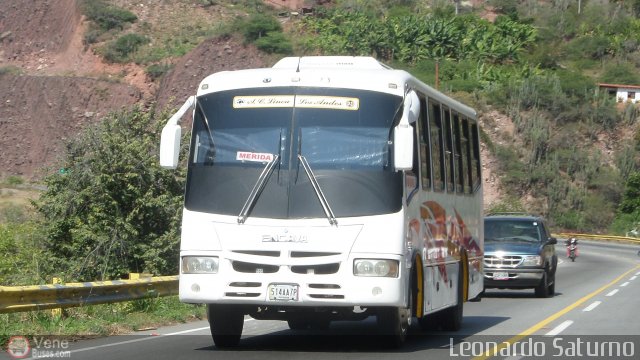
<box><xmin>298</xmin><ymin>154</ymin><xmax>337</xmax><ymax>226</ymax></box>
<box><xmin>237</xmin><ymin>155</ymin><xmax>280</xmax><ymax>224</ymax></box>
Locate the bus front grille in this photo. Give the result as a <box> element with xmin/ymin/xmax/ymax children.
<box><xmin>291</xmin><ymin>263</ymin><xmax>340</xmax><ymax>275</ymax></box>
<box><xmin>232</xmin><ymin>261</ymin><xmax>279</xmax><ymax>273</ymax></box>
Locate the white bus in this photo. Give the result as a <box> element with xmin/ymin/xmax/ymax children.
<box><xmin>160</xmin><ymin>56</ymin><xmax>484</xmax><ymax>347</ymax></box>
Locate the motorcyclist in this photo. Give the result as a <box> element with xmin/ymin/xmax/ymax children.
<box><xmin>565</xmin><ymin>237</ymin><xmax>578</xmax><ymax>258</ymax></box>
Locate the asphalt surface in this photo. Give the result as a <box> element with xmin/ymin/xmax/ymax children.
<box><xmin>4</xmin><ymin>240</ymin><xmax>639</xmax><ymax>360</ymax></box>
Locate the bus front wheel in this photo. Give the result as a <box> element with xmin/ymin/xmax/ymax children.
<box><xmin>377</xmin><ymin>287</ymin><xmax>412</xmax><ymax>347</ymax></box>
<box><xmin>207</xmin><ymin>304</ymin><xmax>244</xmax><ymax>348</ymax></box>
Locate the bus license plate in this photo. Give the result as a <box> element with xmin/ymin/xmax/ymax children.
<box><xmin>493</xmin><ymin>272</ymin><xmax>509</xmax><ymax>280</ymax></box>
<box><xmin>268</xmin><ymin>284</ymin><xmax>299</xmax><ymax>301</ymax></box>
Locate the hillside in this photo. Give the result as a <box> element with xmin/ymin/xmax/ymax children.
<box><xmin>16</xmin><ymin>0</ymin><xmax>640</xmax><ymax>224</ymax></box>
<box><xmin>0</xmin><ymin>0</ymin><xmax>269</xmax><ymax>179</ymax></box>
<box><xmin>0</xmin><ymin>0</ymin><xmax>505</xmax><ymax>206</ymax></box>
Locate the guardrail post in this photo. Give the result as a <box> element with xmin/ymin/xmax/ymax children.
<box><xmin>51</xmin><ymin>277</ymin><xmax>62</xmax><ymax>317</ymax></box>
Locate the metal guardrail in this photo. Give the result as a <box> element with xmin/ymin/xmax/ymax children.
<box><xmin>554</xmin><ymin>233</ymin><xmax>640</xmax><ymax>244</ymax></box>
<box><xmin>0</xmin><ymin>275</ymin><xmax>178</xmax><ymax>314</ymax></box>
<box><xmin>2</xmin><ymin>232</ymin><xmax>638</xmax><ymax>314</ymax></box>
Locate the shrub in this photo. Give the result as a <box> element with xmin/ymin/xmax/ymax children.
<box><xmin>486</xmin><ymin>196</ymin><xmax>526</xmax><ymax>214</ymax></box>
<box><xmin>563</xmin><ymin>35</ymin><xmax>610</xmax><ymax>61</ymax></box>
<box><xmin>241</xmin><ymin>14</ymin><xmax>282</xmax><ymax>43</ymax></box>
<box><xmin>82</xmin><ymin>0</ymin><xmax>137</xmax><ymax>31</ymax></box>
<box><xmin>552</xmin><ymin>209</ymin><xmax>584</xmax><ymax>231</ymax></box>
<box><xmin>145</xmin><ymin>63</ymin><xmax>173</xmax><ymax>81</ymax></box>
<box><xmin>555</xmin><ymin>69</ymin><xmax>595</xmax><ymax>99</ymax></box>
<box><xmin>254</xmin><ymin>32</ymin><xmax>292</xmax><ymax>54</ymax></box>
<box><xmin>600</xmin><ymin>61</ymin><xmax>640</xmax><ymax>85</ymax></box>
<box><xmin>103</xmin><ymin>33</ymin><xmax>150</xmax><ymax>63</ymax></box>
<box><xmin>5</xmin><ymin>175</ymin><xmax>24</xmax><ymax>186</ymax></box>
<box><xmin>494</xmin><ymin>145</ymin><xmax>528</xmax><ymax>192</ymax></box>
<box><xmin>35</xmin><ymin>106</ymin><xmax>186</xmax><ymax>281</ymax></box>
<box><xmin>0</xmin><ymin>222</ymin><xmax>48</xmax><ymax>285</ymax></box>
<box><xmin>0</xmin><ymin>66</ymin><xmax>22</xmax><ymax>76</ymax></box>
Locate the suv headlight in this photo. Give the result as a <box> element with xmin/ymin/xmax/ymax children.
<box><xmin>522</xmin><ymin>255</ymin><xmax>542</xmax><ymax>266</ymax></box>
<box><xmin>353</xmin><ymin>259</ymin><xmax>399</xmax><ymax>277</ymax></box>
<box><xmin>182</xmin><ymin>256</ymin><xmax>219</xmax><ymax>274</ymax></box>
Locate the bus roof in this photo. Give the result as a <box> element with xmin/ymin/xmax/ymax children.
<box><xmin>196</xmin><ymin>56</ymin><xmax>476</xmax><ymax>119</ymax></box>
<box><xmin>272</xmin><ymin>56</ymin><xmax>392</xmax><ymax>70</ymax></box>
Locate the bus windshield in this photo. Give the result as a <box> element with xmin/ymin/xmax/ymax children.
<box><xmin>185</xmin><ymin>86</ymin><xmax>403</xmax><ymax>219</ymax></box>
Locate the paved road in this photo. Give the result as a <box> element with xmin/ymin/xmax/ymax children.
<box><xmin>4</xmin><ymin>241</ymin><xmax>639</xmax><ymax>360</ymax></box>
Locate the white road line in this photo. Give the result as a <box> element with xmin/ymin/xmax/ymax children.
<box><xmin>636</xmin><ymin>272</ymin><xmax>640</xmax><ymax>276</ymax></box>
<box><xmin>62</xmin><ymin>336</ymin><xmax>167</xmax><ymax>357</ymax></box>
<box><xmin>545</xmin><ymin>320</ymin><xmax>574</xmax><ymax>336</ymax></box>
<box><xmin>583</xmin><ymin>301</ymin><xmax>601</xmax><ymax>312</ymax></box>
<box><xmin>606</xmin><ymin>289</ymin><xmax>619</xmax><ymax>296</ymax></box>
<box><xmin>620</xmin><ymin>282</ymin><xmax>630</xmax><ymax>287</ymax></box>
<box><xmin>66</xmin><ymin>318</ymin><xmax>257</xmax><ymax>356</ymax></box>
<box><xmin>165</xmin><ymin>326</ymin><xmax>211</xmax><ymax>336</ymax></box>
<box><xmin>630</xmin><ymin>276</ymin><xmax>637</xmax><ymax>281</ymax></box>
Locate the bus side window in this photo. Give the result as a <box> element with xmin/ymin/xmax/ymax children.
<box><xmin>453</xmin><ymin>112</ymin><xmax>463</xmax><ymax>193</ymax></box>
<box><xmin>442</xmin><ymin>106</ymin><xmax>455</xmax><ymax>193</ymax></box>
<box><xmin>461</xmin><ymin>117</ymin><xmax>472</xmax><ymax>194</ymax></box>
<box><xmin>429</xmin><ymin>100</ymin><xmax>444</xmax><ymax>191</ymax></box>
<box><xmin>419</xmin><ymin>94</ymin><xmax>431</xmax><ymax>190</ymax></box>
<box><xmin>470</xmin><ymin>123</ymin><xmax>481</xmax><ymax>192</ymax></box>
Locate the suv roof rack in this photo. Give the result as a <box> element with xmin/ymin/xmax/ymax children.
<box><xmin>485</xmin><ymin>212</ymin><xmax>540</xmax><ymax>217</ymax></box>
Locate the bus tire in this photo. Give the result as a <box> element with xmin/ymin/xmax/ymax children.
<box><xmin>418</xmin><ymin>313</ymin><xmax>438</xmax><ymax>331</ymax></box>
<box><xmin>377</xmin><ymin>281</ymin><xmax>412</xmax><ymax>348</ymax></box>
<box><xmin>377</xmin><ymin>306</ymin><xmax>410</xmax><ymax>347</ymax></box>
<box><xmin>440</xmin><ymin>263</ymin><xmax>464</xmax><ymax>331</ymax></box>
<box><xmin>207</xmin><ymin>304</ymin><xmax>244</xmax><ymax>348</ymax></box>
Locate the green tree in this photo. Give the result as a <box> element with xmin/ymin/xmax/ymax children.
<box><xmin>35</xmin><ymin>106</ymin><xmax>186</xmax><ymax>281</ymax></box>
<box><xmin>241</xmin><ymin>14</ymin><xmax>282</xmax><ymax>42</ymax></box>
<box><xmin>618</xmin><ymin>172</ymin><xmax>640</xmax><ymax>214</ymax></box>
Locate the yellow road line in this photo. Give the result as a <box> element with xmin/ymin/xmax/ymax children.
<box><xmin>472</xmin><ymin>264</ymin><xmax>640</xmax><ymax>360</ymax></box>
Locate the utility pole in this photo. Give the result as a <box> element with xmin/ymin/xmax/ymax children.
<box><xmin>578</xmin><ymin>0</ymin><xmax>581</xmax><ymax>14</ymax></box>
<box><xmin>435</xmin><ymin>59</ymin><xmax>440</xmax><ymax>90</ymax></box>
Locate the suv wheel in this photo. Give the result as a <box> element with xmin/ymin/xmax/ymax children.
<box><xmin>547</xmin><ymin>272</ymin><xmax>556</xmax><ymax>296</ymax></box>
<box><xmin>534</xmin><ymin>272</ymin><xmax>550</xmax><ymax>298</ymax></box>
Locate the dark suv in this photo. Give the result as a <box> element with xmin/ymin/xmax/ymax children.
<box><xmin>483</xmin><ymin>213</ymin><xmax>558</xmax><ymax>298</ymax></box>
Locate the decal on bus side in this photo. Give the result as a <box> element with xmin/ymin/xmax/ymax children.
<box><xmin>409</xmin><ymin>201</ymin><xmax>483</xmax><ymax>279</ymax></box>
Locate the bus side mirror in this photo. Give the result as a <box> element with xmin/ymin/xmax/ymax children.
<box><xmin>159</xmin><ymin>96</ymin><xmax>195</xmax><ymax>169</ymax></box>
<box><xmin>160</xmin><ymin>124</ymin><xmax>181</xmax><ymax>169</ymax></box>
<box><xmin>394</xmin><ymin>124</ymin><xmax>413</xmax><ymax>171</ymax></box>
<box><xmin>394</xmin><ymin>91</ymin><xmax>419</xmax><ymax>171</ymax></box>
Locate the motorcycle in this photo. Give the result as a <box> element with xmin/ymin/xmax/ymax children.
<box><xmin>566</xmin><ymin>238</ymin><xmax>578</xmax><ymax>262</ymax></box>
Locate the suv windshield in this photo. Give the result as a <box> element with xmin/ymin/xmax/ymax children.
<box><xmin>184</xmin><ymin>86</ymin><xmax>403</xmax><ymax>219</ymax></box>
<box><xmin>484</xmin><ymin>219</ymin><xmax>542</xmax><ymax>243</ymax></box>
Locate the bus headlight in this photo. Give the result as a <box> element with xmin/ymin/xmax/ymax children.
<box><xmin>522</xmin><ymin>255</ymin><xmax>541</xmax><ymax>267</ymax></box>
<box><xmin>182</xmin><ymin>256</ymin><xmax>219</xmax><ymax>274</ymax></box>
<box><xmin>353</xmin><ymin>259</ymin><xmax>399</xmax><ymax>277</ymax></box>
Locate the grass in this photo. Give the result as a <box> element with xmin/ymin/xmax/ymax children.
<box><xmin>0</xmin><ymin>296</ymin><xmax>206</xmax><ymax>347</ymax></box>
